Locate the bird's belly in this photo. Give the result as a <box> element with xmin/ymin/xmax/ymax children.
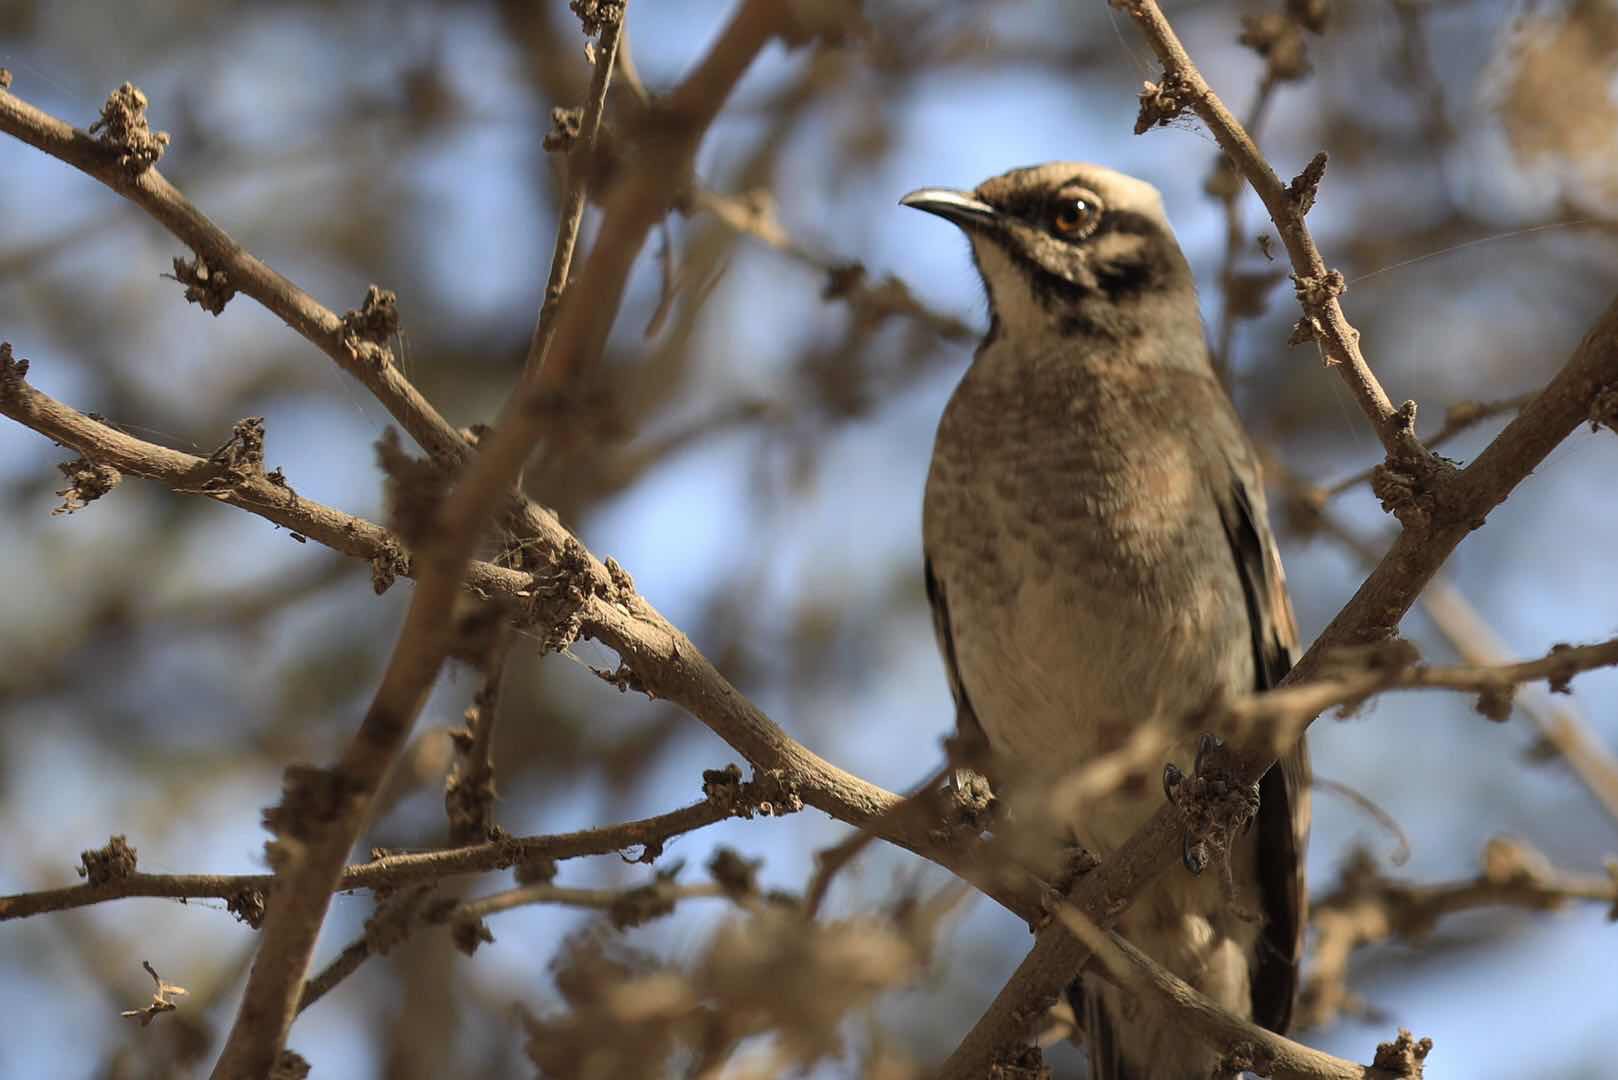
<box><xmin>943</xmin><ymin>529</ymin><xmax>1254</xmax><ymax>854</ymax></box>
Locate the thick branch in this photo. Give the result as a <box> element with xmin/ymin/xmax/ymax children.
<box><xmin>0</xmin><ymin>351</ymin><xmax>999</xmax><ymax>908</ymax></box>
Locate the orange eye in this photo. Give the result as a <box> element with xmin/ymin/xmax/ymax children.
<box><xmin>1051</xmin><ymin>197</ymin><xmax>1097</xmax><ymax>237</ymax></box>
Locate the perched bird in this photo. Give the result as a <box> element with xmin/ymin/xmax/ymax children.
<box><xmin>904</xmin><ymin>164</ymin><xmax>1309</xmax><ymax>1079</ymax></box>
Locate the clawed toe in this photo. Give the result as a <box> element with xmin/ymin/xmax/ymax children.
<box><xmin>1182</xmin><ymin>833</ymin><xmax>1207</xmax><ymax>875</ymax></box>
<box><xmin>1162</xmin><ymin>761</ymin><xmax>1184</xmax><ymax>802</ymax></box>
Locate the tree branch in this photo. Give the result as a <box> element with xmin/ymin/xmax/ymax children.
<box><xmin>0</xmin><ymin>794</ymin><xmax>752</xmax><ymax>922</ymax></box>
<box><xmin>1299</xmin><ymin>837</ymin><xmax>1618</xmax><ymax>1030</ymax></box>
<box><xmin>1055</xmin><ymin>903</ymin><xmax>1429</xmax><ymax>1080</ymax></box>
<box><xmin>523</xmin><ymin>5</ymin><xmax>624</xmax><ymax>378</ymax></box>
<box><xmin>0</xmin><ymin>83</ymin><xmax>468</xmax><ymax>469</ymax></box>
<box><xmin>1119</xmin><ymin>0</ymin><xmax>1422</xmax><ymax>464</ymax></box>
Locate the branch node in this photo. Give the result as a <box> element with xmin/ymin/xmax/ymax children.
<box><xmin>78</xmin><ymin>835</ymin><xmax>138</xmax><ymax>885</ymax></box>
<box><xmin>1394</xmin><ymin>398</ymin><xmax>1419</xmax><ymax>436</ymax></box>
<box><xmin>1291</xmin><ymin>267</ymin><xmax>1345</xmax><ymax>312</ymax></box>
<box><xmin>0</xmin><ymin>69</ymin><xmax>12</xmax><ymax>91</ymax></box>
<box><xmin>1164</xmin><ymin>736</ymin><xmax>1259</xmax><ymax>877</ymax></box>
<box><xmin>0</xmin><ymin>342</ymin><xmax>30</xmax><ymax>388</ymax></box>
<box><xmin>1134</xmin><ymin>72</ymin><xmax>1190</xmax><ymax>134</ymax></box>
<box><xmin>543</xmin><ymin>106</ymin><xmax>584</xmax><ymax>154</ymax></box>
<box><xmin>604</xmin><ymin>554</ymin><xmax>636</xmax><ymax>598</ymax></box>
<box><xmin>1287</xmin><ymin>0</ymin><xmax>1331</xmax><ymax>34</ymax></box>
<box><xmin>707</xmin><ymin>846</ymin><xmax>762</xmax><ymax>900</ymax></box>
<box><xmin>528</xmin><ymin>536</ymin><xmax>596</xmax><ymax>652</ymax></box>
<box><xmin>1369</xmin><ymin>452</ymin><xmax>1458</xmax><ymax>531</ymax></box>
<box><xmin>53</xmin><ymin>457</ymin><xmax>121</xmax><ymax>515</ymax></box>
<box><xmin>592</xmin><ymin>662</ymin><xmax>646</xmax><ymax>694</ymax></box>
<box><xmin>569</xmin><ymin>0</ymin><xmax>625</xmax><ymax>37</ymax></box>
<box><xmin>701</xmin><ymin>763</ymin><xmax>804</xmax><ymax>820</ymax></box>
<box><xmin>1546</xmin><ymin>643</ymin><xmax>1576</xmax><ymax>694</ymax></box>
<box><xmin>206</xmin><ymin>416</ymin><xmax>269</xmax><ymax>489</ymax></box>
<box><xmin>168</xmin><ymin>253</ymin><xmax>236</xmax><ymax>315</ymax></box>
<box><xmin>1219</xmin><ymin>1041</ymin><xmax>1276</xmax><ymax>1079</ymax></box>
<box><xmin>986</xmin><ymin>1045</ymin><xmax>1048</xmax><ymax>1079</ymax></box>
<box><xmin>1473</xmin><ymin>683</ymin><xmax>1515</xmax><ymax>722</ymax></box>
<box><xmin>270</xmin><ymin>1050</ymin><xmax>311</xmax><ymax>1080</ymax></box>
<box><xmin>1371</xmin><ymin>1028</ymin><xmax>1434</xmax><ymax>1079</ymax></box>
<box><xmin>368</xmin><ymin>543</ymin><xmax>408</xmax><ymax>595</ymax></box>
<box><xmin>228</xmin><ymin>887</ymin><xmax>268</xmax><ymax>929</ymax></box>
<box><xmin>90</xmin><ymin>82</ymin><xmax>169</xmax><ymax>173</ymax></box>
<box><xmin>450</xmin><ymin>915</ymin><xmax>495</xmax><ymax>956</ymax></box>
<box><xmin>339</xmin><ymin>285</ymin><xmax>400</xmax><ymax>368</ymax></box>
<box><xmin>1287</xmin><ymin>315</ymin><xmax>1319</xmax><ymax>347</ymax></box>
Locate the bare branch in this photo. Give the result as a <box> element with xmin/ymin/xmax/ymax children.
<box><xmin>0</xmin><ymin>84</ymin><xmax>469</xmax><ymax>469</ymax></box>
<box><xmin>1299</xmin><ymin>838</ymin><xmax>1618</xmax><ymax>1029</ymax></box>
<box><xmin>524</xmin><ymin>5</ymin><xmax>625</xmax><ymax>378</ymax></box>
<box><xmin>1118</xmin><ymin>0</ymin><xmax>1423</xmax><ymax>464</ymax></box>
<box><xmin>0</xmin><ymin>793</ymin><xmax>755</xmax><ymax>922</ymax></box>
<box><xmin>445</xmin><ymin>637</ymin><xmax>514</xmax><ymax>847</ymax></box>
<box><xmin>1054</xmin><ymin>903</ymin><xmax>1427</xmax><ymax>1080</ymax></box>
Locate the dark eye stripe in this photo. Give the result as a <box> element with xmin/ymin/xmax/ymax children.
<box><xmin>1096</xmin><ymin>209</ymin><xmax>1163</xmax><ymax>240</ymax></box>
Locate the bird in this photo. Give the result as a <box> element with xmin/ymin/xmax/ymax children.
<box><xmin>903</xmin><ymin>163</ymin><xmax>1310</xmax><ymax>1079</ymax></box>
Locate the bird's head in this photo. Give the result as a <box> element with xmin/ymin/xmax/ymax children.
<box><xmin>902</xmin><ymin>163</ymin><xmax>1201</xmax><ymax>349</ymax></box>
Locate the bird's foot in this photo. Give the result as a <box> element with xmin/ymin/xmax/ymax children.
<box><xmin>1162</xmin><ymin>734</ymin><xmax>1261</xmax><ymax>876</ymax></box>
<box><xmin>930</xmin><ymin>767</ymin><xmax>996</xmax><ymax>850</ymax></box>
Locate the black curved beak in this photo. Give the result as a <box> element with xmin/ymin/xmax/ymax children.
<box><xmin>900</xmin><ymin>187</ymin><xmax>999</xmax><ymax>231</ymax></box>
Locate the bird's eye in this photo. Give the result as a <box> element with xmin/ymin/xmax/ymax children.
<box><xmin>1050</xmin><ymin>197</ymin><xmax>1100</xmax><ymax>238</ymax></box>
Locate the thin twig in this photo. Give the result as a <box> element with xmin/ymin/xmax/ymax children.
<box><xmin>524</xmin><ymin>10</ymin><xmax>626</xmax><ymax>379</ymax></box>
<box><xmin>1120</xmin><ymin>0</ymin><xmax>1423</xmax><ymax>464</ymax></box>
<box><xmin>1418</xmin><ymin>579</ymin><xmax>1618</xmax><ymax>828</ymax></box>
<box><xmin>1298</xmin><ymin>838</ymin><xmax>1618</xmax><ymax>1030</ymax></box>
<box><xmin>1277</xmin><ymin>463</ymin><xmax>1618</xmax><ymax>830</ymax></box>
<box><xmin>0</xmin><ymin>795</ymin><xmax>751</xmax><ymax>922</ymax></box>
<box><xmin>446</xmin><ymin>636</ymin><xmax>514</xmax><ymax>847</ymax></box>
<box><xmin>0</xmin><ymin>85</ymin><xmax>469</xmax><ymax>469</ymax></box>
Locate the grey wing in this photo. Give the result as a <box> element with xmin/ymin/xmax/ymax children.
<box><xmin>923</xmin><ymin>557</ymin><xmax>989</xmax><ymax>767</ymax></box>
<box><xmin>1217</xmin><ymin>468</ymin><xmax>1311</xmax><ymax>1035</ymax></box>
